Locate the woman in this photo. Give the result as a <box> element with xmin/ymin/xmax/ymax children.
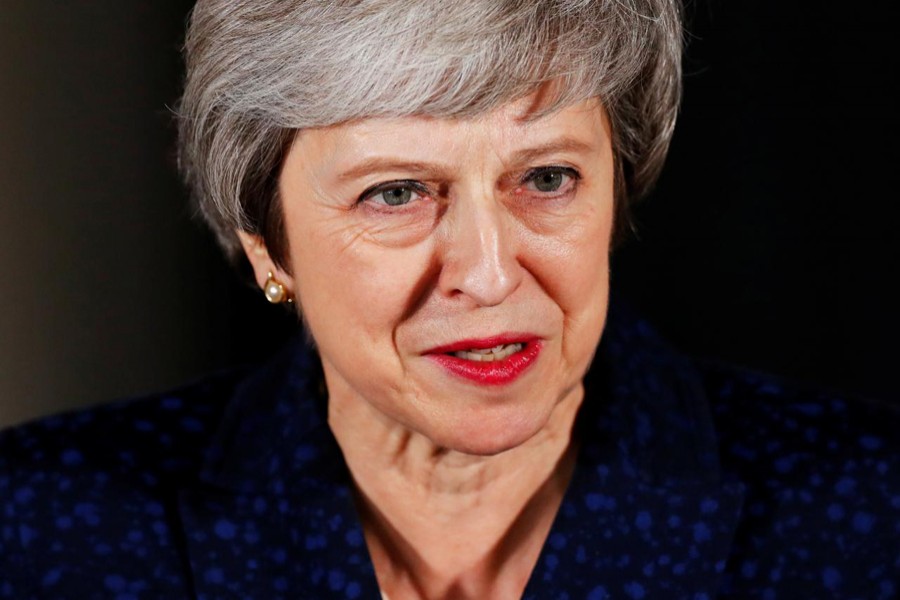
<box><xmin>1</xmin><ymin>1</ymin><xmax>897</xmax><ymax>598</ymax></box>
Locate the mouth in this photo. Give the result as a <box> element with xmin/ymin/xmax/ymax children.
<box><xmin>424</xmin><ymin>335</ymin><xmax>542</xmax><ymax>385</ymax></box>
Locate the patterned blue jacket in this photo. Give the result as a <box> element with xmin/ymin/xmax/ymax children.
<box><xmin>1</xmin><ymin>302</ymin><xmax>898</xmax><ymax>599</ymax></box>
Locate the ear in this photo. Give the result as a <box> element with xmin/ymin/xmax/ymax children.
<box><xmin>236</xmin><ymin>230</ymin><xmax>295</xmax><ymax>294</ymax></box>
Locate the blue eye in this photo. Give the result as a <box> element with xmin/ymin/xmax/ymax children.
<box><xmin>524</xmin><ymin>167</ymin><xmax>579</xmax><ymax>193</ymax></box>
<box><xmin>360</xmin><ymin>181</ymin><xmax>426</xmax><ymax>207</ymax></box>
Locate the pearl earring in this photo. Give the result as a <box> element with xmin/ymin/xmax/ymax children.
<box><xmin>263</xmin><ymin>272</ymin><xmax>292</xmax><ymax>304</ymax></box>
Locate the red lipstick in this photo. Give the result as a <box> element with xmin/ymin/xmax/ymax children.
<box><xmin>425</xmin><ymin>335</ymin><xmax>542</xmax><ymax>386</ymax></box>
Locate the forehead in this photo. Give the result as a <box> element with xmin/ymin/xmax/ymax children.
<box><xmin>292</xmin><ymin>96</ymin><xmax>610</xmax><ymax>167</ymax></box>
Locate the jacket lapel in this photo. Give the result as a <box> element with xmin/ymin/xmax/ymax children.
<box><xmin>178</xmin><ymin>474</ymin><xmax>379</xmax><ymax>599</ymax></box>
<box><xmin>522</xmin><ymin>470</ymin><xmax>745</xmax><ymax>598</ymax></box>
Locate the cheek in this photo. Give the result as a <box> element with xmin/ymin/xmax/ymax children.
<box><xmin>526</xmin><ymin>199</ymin><xmax>612</xmax><ymax>370</ymax></box>
<box><xmin>288</xmin><ymin>212</ymin><xmax>434</xmax><ymax>347</ymax></box>
<box><xmin>530</xmin><ymin>199</ymin><xmax>612</xmax><ymax>312</ymax></box>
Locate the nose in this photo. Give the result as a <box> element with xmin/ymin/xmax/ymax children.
<box><xmin>436</xmin><ymin>195</ymin><xmax>523</xmax><ymax>307</ymax></box>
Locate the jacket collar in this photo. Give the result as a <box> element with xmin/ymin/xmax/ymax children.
<box><xmin>522</xmin><ymin>301</ymin><xmax>746</xmax><ymax>597</ymax></box>
<box><xmin>178</xmin><ymin>298</ymin><xmax>744</xmax><ymax>598</ymax></box>
<box><xmin>194</xmin><ymin>332</ymin><xmax>337</xmax><ymax>496</ymax></box>
<box><xmin>178</xmin><ymin>335</ymin><xmax>384</xmax><ymax>597</ymax></box>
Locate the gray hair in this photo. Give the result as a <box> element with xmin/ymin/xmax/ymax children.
<box><xmin>178</xmin><ymin>0</ymin><xmax>683</xmax><ymax>268</ymax></box>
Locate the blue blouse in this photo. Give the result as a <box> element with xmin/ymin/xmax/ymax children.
<box><xmin>1</xmin><ymin>302</ymin><xmax>898</xmax><ymax>599</ymax></box>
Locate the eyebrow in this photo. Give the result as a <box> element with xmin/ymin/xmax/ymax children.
<box><xmin>335</xmin><ymin>136</ymin><xmax>599</xmax><ymax>182</ymax></box>
<box><xmin>337</xmin><ymin>159</ymin><xmax>439</xmax><ymax>183</ymax></box>
<box><xmin>506</xmin><ymin>137</ymin><xmax>598</xmax><ymax>167</ymax></box>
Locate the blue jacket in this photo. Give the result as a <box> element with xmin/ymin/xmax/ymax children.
<box><xmin>2</xmin><ymin>302</ymin><xmax>898</xmax><ymax>599</ymax></box>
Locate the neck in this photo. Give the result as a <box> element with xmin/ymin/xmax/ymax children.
<box><xmin>328</xmin><ymin>385</ymin><xmax>583</xmax><ymax>599</ymax></box>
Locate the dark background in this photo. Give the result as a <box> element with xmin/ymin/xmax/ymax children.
<box><xmin>1</xmin><ymin>1</ymin><xmax>897</xmax><ymax>427</ymax></box>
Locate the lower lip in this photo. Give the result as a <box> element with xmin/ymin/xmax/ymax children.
<box><xmin>426</xmin><ymin>342</ymin><xmax>542</xmax><ymax>386</ymax></box>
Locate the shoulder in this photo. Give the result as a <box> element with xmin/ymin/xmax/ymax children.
<box><xmin>697</xmin><ymin>361</ymin><xmax>900</xmax><ymax>596</ymax></box>
<box><xmin>0</xmin><ymin>368</ymin><xmax>245</xmax><ymax>597</ymax></box>
<box><xmin>0</xmin><ymin>368</ymin><xmax>245</xmax><ymax>484</ymax></box>
<box><xmin>699</xmin><ymin>360</ymin><xmax>899</xmax><ymax>491</ymax></box>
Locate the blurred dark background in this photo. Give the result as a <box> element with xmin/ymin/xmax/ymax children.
<box><xmin>1</xmin><ymin>1</ymin><xmax>897</xmax><ymax>427</ymax></box>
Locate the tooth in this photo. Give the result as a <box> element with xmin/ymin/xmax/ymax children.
<box><xmin>450</xmin><ymin>343</ymin><xmax>525</xmax><ymax>361</ymax></box>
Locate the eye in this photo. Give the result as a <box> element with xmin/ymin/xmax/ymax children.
<box><xmin>523</xmin><ymin>166</ymin><xmax>579</xmax><ymax>193</ymax></box>
<box><xmin>359</xmin><ymin>181</ymin><xmax>428</xmax><ymax>207</ymax></box>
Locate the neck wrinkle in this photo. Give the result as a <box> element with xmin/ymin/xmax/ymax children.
<box><xmin>330</xmin><ymin>384</ymin><xmax>584</xmax><ymax>599</ymax></box>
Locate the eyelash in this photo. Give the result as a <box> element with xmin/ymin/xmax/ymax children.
<box><xmin>357</xmin><ymin>180</ymin><xmax>430</xmax><ymax>207</ymax></box>
<box><xmin>356</xmin><ymin>166</ymin><xmax>581</xmax><ymax>207</ymax></box>
<box><xmin>521</xmin><ymin>166</ymin><xmax>581</xmax><ymax>193</ymax></box>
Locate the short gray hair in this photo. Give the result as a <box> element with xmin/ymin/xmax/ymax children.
<box><xmin>178</xmin><ymin>0</ymin><xmax>683</xmax><ymax>268</ymax></box>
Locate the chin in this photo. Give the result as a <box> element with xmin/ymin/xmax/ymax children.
<box><xmin>425</xmin><ymin>404</ymin><xmax>554</xmax><ymax>456</ymax></box>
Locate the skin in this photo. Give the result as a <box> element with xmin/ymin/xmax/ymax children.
<box><xmin>240</xmin><ymin>94</ymin><xmax>615</xmax><ymax>599</ymax></box>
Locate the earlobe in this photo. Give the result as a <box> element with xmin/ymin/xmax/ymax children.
<box><xmin>236</xmin><ymin>230</ymin><xmax>295</xmax><ymax>298</ymax></box>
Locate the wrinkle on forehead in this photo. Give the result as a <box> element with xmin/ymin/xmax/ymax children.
<box><xmin>291</xmin><ymin>96</ymin><xmax>609</xmax><ymax>183</ymax></box>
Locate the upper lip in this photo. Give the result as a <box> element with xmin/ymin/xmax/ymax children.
<box><xmin>424</xmin><ymin>334</ymin><xmax>539</xmax><ymax>354</ymax></box>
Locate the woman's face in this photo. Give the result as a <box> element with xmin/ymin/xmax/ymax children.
<box><xmin>254</xmin><ymin>96</ymin><xmax>614</xmax><ymax>455</ymax></box>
